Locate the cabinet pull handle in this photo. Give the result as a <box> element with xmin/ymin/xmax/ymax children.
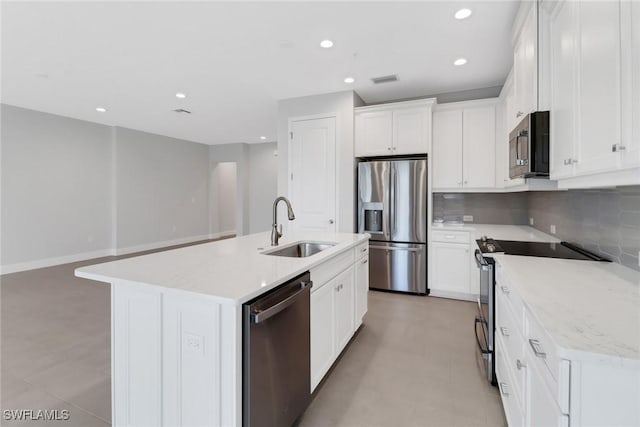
<box><xmin>500</xmin><ymin>286</ymin><xmax>510</xmax><ymax>295</ymax></box>
<box><xmin>500</xmin><ymin>326</ymin><xmax>510</xmax><ymax>337</ymax></box>
<box><xmin>516</xmin><ymin>359</ymin><xmax>526</xmax><ymax>370</ymax></box>
<box><xmin>498</xmin><ymin>382</ymin><xmax>510</xmax><ymax>396</ymax></box>
<box><xmin>516</xmin><ymin>111</ymin><xmax>524</xmax><ymax>118</ymax></box>
<box><xmin>529</xmin><ymin>339</ymin><xmax>547</xmax><ymax>359</ymax></box>
<box><xmin>387</xmin><ymin>147</ymin><xmax>392</xmax><ymax>151</ymax></box>
<box><xmin>612</xmin><ymin>144</ymin><xmax>626</xmax><ymax>152</ymax></box>
<box><xmin>362</xmin><ymin>259</ymin><xmax>368</xmax><ymax>264</ymax></box>
<box><xmin>361</xmin><ymin>247</ymin><xmax>367</xmax><ymax>252</ymax></box>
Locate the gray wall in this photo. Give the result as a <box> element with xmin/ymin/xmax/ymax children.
<box><xmin>277</xmin><ymin>91</ymin><xmax>357</xmax><ymax>233</ymax></box>
<box><xmin>248</xmin><ymin>142</ymin><xmax>278</xmax><ymax>233</ymax></box>
<box><xmin>115</xmin><ymin>127</ymin><xmax>210</xmax><ymax>251</ymax></box>
<box><xmin>1</xmin><ymin>105</ymin><xmax>113</xmax><ymax>267</ymax></box>
<box><xmin>433</xmin><ymin>192</ymin><xmax>529</xmax><ymax>225</ymax></box>
<box><xmin>528</xmin><ymin>187</ymin><xmax>640</xmax><ymax>271</ymax></box>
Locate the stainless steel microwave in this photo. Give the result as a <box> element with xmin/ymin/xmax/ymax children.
<box><xmin>509</xmin><ymin>111</ymin><xmax>550</xmax><ymax>179</ymax></box>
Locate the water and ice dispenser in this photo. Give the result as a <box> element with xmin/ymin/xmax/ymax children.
<box><xmin>361</xmin><ymin>202</ymin><xmax>383</xmax><ymax>233</ymax></box>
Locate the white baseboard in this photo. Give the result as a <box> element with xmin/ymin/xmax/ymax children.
<box><xmin>0</xmin><ymin>232</ymin><xmax>237</xmax><ymax>275</ymax></box>
<box><xmin>0</xmin><ymin>249</ymin><xmax>114</xmax><ymax>275</ymax></box>
<box><xmin>114</xmin><ymin>234</ymin><xmax>214</xmax><ymax>256</ymax></box>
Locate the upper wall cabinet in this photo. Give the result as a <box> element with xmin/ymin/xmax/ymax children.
<box><xmin>432</xmin><ymin>100</ymin><xmax>497</xmax><ymax>190</ymax></box>
<box><xmin>355</xmin><ymin>99</ymin><xmax>435</xmax><ymax>157</ymax></box>
<box><xmin>545</xmin><ymin>0</ymin><xmax>640</xmax><ymax>186</ymax></box>
<box><xmin>512</xmin><ymin>1</ymin><xmax>538</xmax><ymax>129</ymax></box>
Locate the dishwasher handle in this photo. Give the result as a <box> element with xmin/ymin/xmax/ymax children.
<box><xmin>251</xmin><ymin>281</ymin><xmax>313</xmax><ymax>324</ymax></box>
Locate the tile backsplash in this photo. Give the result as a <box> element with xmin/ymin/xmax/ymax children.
<box><xmin>433</xmin><ymin>186</ymin><xmax>640</xmax><ymax>271</ymax></box>
<box><xmin>433</xmin><ymin>192</ymin><xmax>529</xmax><ymax>225</ymax></box>
<box><xmin>527</xmin><ymin>186</ymin><xmax>640</xmax><ymax>271</ymax></box>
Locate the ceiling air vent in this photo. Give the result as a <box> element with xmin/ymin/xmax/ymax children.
<box><xmin>371</xmin><ymin>74</ymin><xmax>398</xmax><ymax>84</ymax></box>
<box><xmin>173</xmin><ymin>108</ymin><xmax>192</xmax><ymax>114</ymax></box>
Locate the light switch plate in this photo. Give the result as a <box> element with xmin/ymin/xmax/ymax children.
<box><xmin>550</xmin><ymin>225</ymin><xmax>556</xmax><ymax>234</ymax></box>
<box><xmin>529</xmin><ymin>217</ymin><xmax>534</xmax><ymax>226</ymax></box>
<box><xmin>463</xmin><ymin>215</ymin><xmax>473</xmax><ymax>222</ymax></box>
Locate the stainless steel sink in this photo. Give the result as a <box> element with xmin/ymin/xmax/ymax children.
<box><xmin>263</xmin><ymin>241</ymin><xmax>336</xmax><ymax>258</ymax></box>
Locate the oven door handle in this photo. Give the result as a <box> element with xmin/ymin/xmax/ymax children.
<box><xmin>475</xmin><ymin>249</ymin><xmax>489</xmax><ymax>270</ymax></box>
<box><xmin>474</xmin><ymin>316</ymin><xmax>491</xmax><ymax>359</ymax></box>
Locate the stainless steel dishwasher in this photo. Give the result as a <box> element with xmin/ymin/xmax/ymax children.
<box><xmin>242</xmin><ymin>272</ymin><xmax>313</xmax><ymax>427</ymax></box>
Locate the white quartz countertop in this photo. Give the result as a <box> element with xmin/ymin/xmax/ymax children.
<box><xmin>75</xmin><ymin>231</ymin><xmax>369</xmax><ymax>305</ymax></box>
<box><xmin>495</xmin><ymin>254</ymin><xmax>640</xmax><ymax>362</ymax></box>
<box><xmin>432</xmin><ymin>223</ymin><xmax>560</xmax><ymax>243</ymax></box>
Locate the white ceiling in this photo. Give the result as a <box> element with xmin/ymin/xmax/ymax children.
<box><xmin>1</xmin><ymin>1</ymin><xmax>519</xmax><ymax>145</ymax></box>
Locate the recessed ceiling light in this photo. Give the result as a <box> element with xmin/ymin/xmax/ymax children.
<box><xmin>455</xmin><ymin>8</ymin><xmax>472</xmax><ymax>20</ymax></box>
<box><xmin>95</xmin><ymin>107</ymin><xmax>107</xmax><ymax>112</ymax></box>
<box><xmin>175</xmin><ymin>92</ymin><xmax>187</xmax><ymax>99</ymax></box>
<box><xmin>344</xmin><ymin>77</ymin><xmax>355</xmax><ymax>84</ymax></box>
<box><xmin>454</xmin><ymin>58</ymin><xmax>468</xmax><ymax>66</ymax></box>
<box><xmin>260</xmin><ymin>136</ymin><xmax>267</xmax><ymax>140</ymax></box>
<box><xmin>320</xmin><ymin>40</ymin><xmax>334</xmax><ymax>48</ymax></box>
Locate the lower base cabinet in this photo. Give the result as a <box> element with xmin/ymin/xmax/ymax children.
<box><xmin>430</xmin><ymin>230</ymin><xmax>477</xmax><ymax>301</ymax></box>
<box><xmin>310</xmin><ymin>243</ymin><xmax>369</xmax><ymax>392</ymax></box>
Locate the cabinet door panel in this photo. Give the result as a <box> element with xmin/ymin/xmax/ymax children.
<box><xmin>621</xmin><ymin>0</ymin><xmax>640</xmax><ymax>169</ymax></box>
<box><xmin>432</xmin><ymin>110</ymin><xmax>463</xmax><ymax>188</ymax></box>
<box><xmin>463</xmin><ymin>105</ymin><xmax>496</xmax><ymax>188</ymax></box>
<box><xmin>431</xmin><ymin>242</ymin><xmax>470</xmax><ymax>294</ymax></box>
<box><xmin>514</xmin><ymin>5</ymin><xmax>538</xmax><ymax>119</ymax></box>
<box><xmin>355</xmin><ymin>256</ymin><xmax>368</xmax><ymax>328</ymax></box>
<box><xmin>310</xmin><ymin>281</ymin><xmax>335</xmax><ymax>391</ymax></box>
<box><xmin>393</xmin><ymin>107</ymin><xmax>429</xmax><ymax>155</ymax></box>
<box><xmin>575</xmin><ymin>0</ymin><xmax>621</xmax><ymax>176</ymax></box>
<box><xmin>528</xmin><ymin>362</ymin><xmax>569</xmax><ymax>427</ymax></box>
<box><xmin>550</xmin><ymin>0</ymin><xmax>578</xmax><ymax>179</ymax></box>
<box><xmin>334</xmin><ymin>267</ymin><xmax>355</xmax><ymax>355</ymax></box>
<box><xmin>355</xmin><ymin>111</ymin><xmax>393</xmax><ymax>157</ymax></box>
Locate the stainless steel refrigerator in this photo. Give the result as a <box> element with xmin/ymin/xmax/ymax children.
<box><xmin>357</xmin><ymin>158</ymin><xmax>428</xmax><ymax>295</ymax></box>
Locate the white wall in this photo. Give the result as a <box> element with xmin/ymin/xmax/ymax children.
<box><xmin>212</xmin><ymin>162</ymin><xmax>237</xmax><ymax>235</ymax></box>
<box><xmin>1</xmin><ymin>105</ymin><xmax>113</xmax><ymax>269</ymax></box>
<box><xmin>277</xmin><ymin>91</ymin><xmax>358</xmax><ymax>232</ymax></box>
<box><xmin>248</xmin><ymin>142</ymin><xmax>278</xmax><ymax>233</ymax></box>
<box><xmin>114</xmin><ymin>127</ymin><xmax>210</xmax><ymax>252</ymax></box>
<box><xmin>208</xmin><ymin>143</ymin><xmax>250</xmax><ymax>236</ymax></box>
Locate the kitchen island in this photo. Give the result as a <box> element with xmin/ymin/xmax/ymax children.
<box><xmin>75</xmin><ymin>231</ymin><xmax>370</xmax><ymax>427</ymax></box>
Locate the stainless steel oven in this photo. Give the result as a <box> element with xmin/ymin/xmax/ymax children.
<box><xmin>474</xmin><ymin>249</ymin><xmax>496</xmax><ymax>385</ymax></box>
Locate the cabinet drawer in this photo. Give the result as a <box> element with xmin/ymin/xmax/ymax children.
<box><xmin>495</xmin><ymin>347</ymin><xmax>525</xmax><ymax>427</ymax></box>
<box><xmin>525</xmin><ymin>309</ymin><xmax>571</xmax><ymax>415</ymax></box>
<box><xmin>310</xmin><ymin>250</ymin><xmax>354</xmax><ymax>292</ymax></box>
<box><xmin>495</xmin><ymin>264</ymin><xmax>524</xmax><ymax>332</ymax></box>
<box><xmin>431</xmin><ymin>230</ymin><xmax>469</xmax><ymax>244</ymax></box>
<box><xmin>354</xmin><ymin>242</ymin><xmax>368</xmax><ymax>259</ymax></box>
<box><xmin>496</xmin><ymin>291</ymin><xmax>526</xmax><ymax>403</ymax></box>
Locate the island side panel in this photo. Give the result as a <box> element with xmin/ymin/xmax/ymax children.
<box><xmin>162</xmin><ymin>294</ymin><xmax>221</xmax><ymax>426</ymax></box>
<box><xmin>112</xmin><ymin>281</ymin><xmax>242</xmax><ymax>427</ymax></box>
<box><xmin>112</xmin><ymin>282</ymin><xmax>163</xmax><ymax>427</ymax></box>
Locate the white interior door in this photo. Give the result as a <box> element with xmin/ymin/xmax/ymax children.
<box><xmin>289</xmin><ymin>117</ymin><xmax>336</xmax><ymax>232</ymax></box>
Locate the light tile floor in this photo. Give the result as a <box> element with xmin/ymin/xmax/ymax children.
<box><xmin>2</xmin><ymin>245</ymin><xmax>505</xmax><ymax>427</ymax></box>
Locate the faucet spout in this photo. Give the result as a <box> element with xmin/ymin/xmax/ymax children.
<box><xmin>271</xmin><ymin>196</ymin><xmax>296</xmax><ymax>246</ymax></box>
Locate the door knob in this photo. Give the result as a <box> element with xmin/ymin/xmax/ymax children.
<box><xmin>329</xmin><ymin>219</ymin><xmax>334</xmax><ymax>224</ymax></box>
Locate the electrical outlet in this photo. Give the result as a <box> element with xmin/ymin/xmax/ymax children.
<box><xmin>463</xmin><ymin>215</ymin><xmax>474</xmax><ymax>222</ymax></box>
<box><xmin>184</xmin><ymin>333</ymin><xmax>204</xmax><ymax>355</ymax></box>
<box><xmin>550</xmin><ymin>225</ymin><xmax>556</xmax><ymax>234</ymax></box>
<box><xmin>529</xmin><ymin>217</ymin><xmax>534</xmax><ymax>226</ymax></box>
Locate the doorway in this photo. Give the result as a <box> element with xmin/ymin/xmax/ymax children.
<box><xmin>210</xmin><ymin>161</ymin><xmax>237</xmax><ymax>238</ymax></box>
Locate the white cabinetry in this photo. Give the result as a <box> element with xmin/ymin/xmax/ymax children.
<box><xmin>432</xmin><ymin>100</ymin><xmax>497</xmax><ymax>191</ymax></box>
<box><xmin>512</xmin><ymin>1</ymin><xmax>538</xmax><ymax>123</ymax></box>
<box><xmin>494</xmin><ymin>262</ymin><xmax>640</xmax><ymax>427</ymax></box>
<box><xmin>429</xmin><ymin>230</ymin><xmax>477</xmax><ymax>301</ymax></box>
<box><xmin>355</xmin><ymin>99</ymin><xmax>435</xmax><ymax>157</ymax></box>
<box><xmin>354</xmin><ymin>242</ymin><xmax>369</xmax><ymax>328</ymax></box>
<box><xmin>546</xmin><ymin>0</ymin><xmax>640</xmax><ymax>187</ymax></box>
<box><xmin>497</xmin><ymin>72</ymin><xmax>526</xmax><ymax>189</ymax></box>
<box><xmin>309</xmin><ymin>244</ymin><xmax>368</xmax><ymax>392</ymax></box>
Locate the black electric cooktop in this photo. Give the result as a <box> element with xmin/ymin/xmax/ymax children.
<box><xmin>476</xmin><ymin>238</ymin><xmax>609</xmax><ymax>261</ymax></box>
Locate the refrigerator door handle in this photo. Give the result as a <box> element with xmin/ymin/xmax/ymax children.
<box><xmin>371</xmin><ymin>246</ymin><xmax>422</xmax><ymax>252</ymax></box>
<box><xmin>392</xmin><ymin>165</ymin><xmax>398</xmax><ymax>234</ymax></box>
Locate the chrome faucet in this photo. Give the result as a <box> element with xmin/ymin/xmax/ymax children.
<box><xmin>271</xmin><ymin>196</ymin><xmax>296</xmax><ymax>246</ymax></box>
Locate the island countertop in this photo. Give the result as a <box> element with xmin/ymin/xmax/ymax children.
<box><xmin>75</xmin><ymin>231</ymin><xmax>369</xmax><ymax>305</ymax></box>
